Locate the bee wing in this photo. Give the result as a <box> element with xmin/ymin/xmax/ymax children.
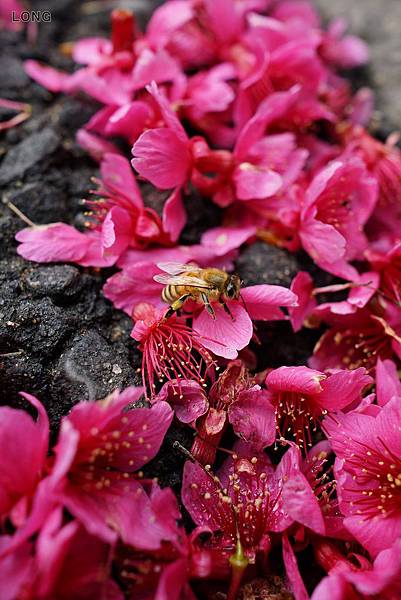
<box><xmin>156</xmin><ymin>261</ymin><xmax>200</xmax><ymax>275</ymax></box>
<box><xmin>153</xmin><ymin>273</ymin><xmax>213</xmax><ymax>288</ymax></box>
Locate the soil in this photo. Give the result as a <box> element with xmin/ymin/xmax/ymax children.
<box><xmin>0</xmin><ymin>1</ymin><xmax>400</xmax><ymax>597</ymax></box>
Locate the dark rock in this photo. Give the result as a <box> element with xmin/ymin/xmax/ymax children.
<box><xmin>0</xmin><ymin>56</ymin><xmax>29</xmax><ymax>94</ymax></box>
<box><xmin>0</xmin><ymin>296</ymin><xmax>74</xmax><ymax>358</ymax></box>
<box><xmin>6</xmin><ymin>181</ymin><xmax>68</xmax><ymax>224</ymax></box>
<box><xmin>0</xmin><ymin>128</ymin><xmax>60</xmax><ymax>185</ymax></box>
<box><xmin>254</xmin><ymin>321</ymin><xmax>322</xmax><ymax>371</ymax></box>
<box><xmin>52</xmin><ymin>329</ymin><xmax>136</xmax><ymax>403</ymax></box>
<box><xmin>0</xmin><ymin>354</ymin><xmax>46</xmax><ymax>402</ymax></box>
<box><xmin>236</xmin><ymin>242</ymin><xmax>300</xmax><ymax>287</ymax></box>
<box><xmin>180</xmin><ymin>188</ymin><xmax>222</xmax><ymax>245</ymax></box>
<box><xmin>56</xmin><ymin>97</ymin><xmax>99</xmax><ymax>132</ymax></box>
<box><xmin>140</xmin><ymin>182</ymin><xmax>170</xmax><ymax>218</ymax></box>
<box><xmin>21</xmin><ymin>264</ymin><xmax>83</xmax><ymax>301</ymax></box>
<box><xmin>142</xmin><ymin>421</ymin><xmax>194</xmax><ymax>494</ymax></box>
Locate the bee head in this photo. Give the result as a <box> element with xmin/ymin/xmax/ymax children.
<box><xmin>225</xmin><ymin>274</ymin><xmax>241</xmax><ymax>300</ymax></box>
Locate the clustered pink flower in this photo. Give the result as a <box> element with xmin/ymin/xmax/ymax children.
<box><xmin>6</xmin><ymin>0</ymin><xmax>401</xmax><ymax>597</ymax></box>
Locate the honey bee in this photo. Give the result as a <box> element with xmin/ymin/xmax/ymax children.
<box><xmin>154</xmin><ymin>262</ymin><xmax>242</xmax><ymax>319</ymax></box>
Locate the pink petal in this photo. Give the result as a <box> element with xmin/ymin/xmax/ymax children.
<box><xmin>279</xmin><ymin>447</ymin><xmax>325</xmax><ymax>535</ymax></box>
<box><xmin>234</xmin><ymin>86</ymin><xmax>300</xmax><ymax>159</ymax></box>
<box><xmin>146</xmin><ymin>81</ymin><xmax>187</xmax><ymax>139</ymax></box>
<box><xmin>228</xmin><ymin>387</ymin><xmax>276</xmax><ymax>450</ymax></box>
<box><xmin>132</xmin><ymin>128</ymin><xmax>190</xmax><ymax>189</ymax></box>
<box><xmin>162</xmin><ymin>187</ymin><xmax>186</xmax><ymax>241</ymax></box>
<box><xmin>317</xmin><ymin>368</ymin><xmax>373</xmax><ymax>411</ymax></box>
<box><xmin>100</xmin><ymin>153</ymin><xmax>143</xmax><ymax>208</ymax></box>
<box><xmin>376</xmin><ymin>358</ymin><xmax>401</xmax><ymax>407</ymax></box>
<box><xmin>204</xmin><ymin>0</ymin><xmax>243</xmax><ymax>44</ymax></box>
<box><xmin>157</xmin><ymin>380</ymin><xmax>208</xmax><ymax>424</ymax></box>
<box><xmin>300</xmin><ymin>214</ymin><xmax>346</xmax><ymax>264</ymax></box>
<box><xmin>234</xmin><ymin>165</ymin><xmax>282</xmax><ymax>200</ymax></box>
<box><xmin>343</xmin><ymin>512</ymin><xmax>401</xmax><ymax>559</ymax></box>
<box><xmin>282</xmin><ymin>535</ymin><xmax>309</xmax><ymax>600</ymax></box>
<box><xmin>72</xmin><ymin>37</ymin><xmax>111</xmax><ymax>65</ymax></box>
<box><xmin>201</xmin><ymin>226</ymin><xmax>256</xmax><ymax>256</ymax></box>
<box><xmin>24</xmin><ymin>60</ymin><xmax>71</xmax><ymax>92</ymax></box>
<box><xmin>16</xmin><ymin>224</ymin><xmax>88</xmax><ymax>263</ymax></box>
<box><xmin>155</xmin><ymin>558</ymin><xmax>189</xmax><ymax>600</ymax></box>
<box><xmin>188</xmin><ymin>64</ymin><xmax>235</xmax><ymax>114</ymax></box>
<box><xmin>105</xmin><ymin>101</ymin><xmax>153</xmax><ymax>142</ymax></box>
<box><xmin>16</xmin><ymin>224</ymin><xmax>118</xmax><ymax>267</ymax></box>
<box><xmin>288</xmin><ymin>271</ymin><xmax>316</xmax><ymax>332</ymax></box>
<box><xmin>78</xmin><ymin>70</ymin><xmax>131</xmax><ymax>105</ymax></box>
<box><xmin>265</xmin><ymin>366</ymin><xmax>325</xmax><ymax>394</ymax></box>
<box><xmin>193</xmin><ymin>303</ymin><xmax>253</xmax><ymax>359</ymax></box>
<box><xmin>0</xmin><ymin>537</ymin><xmax>32</xmax><ymax>600</ymax></box>
<box><xmin>76</xmin><ymin>129</ymin><xmax>122</xmax><ymax>163</ymax></box>
<box><xmin>147</xmin><ymin>1</ymin><xmax>195</xmax><ymax>49</ymax></box>
<box><xmin>132</xmin><ymin>49</ymin><xmax>186</xmax><ymax>99</ymax></box>
<box><xmin>147</xmin><ymin>0</ymin><xmax>195</xmax><ymax>47</ymax></box>
<box><xmin>181</xmin><ymin>461</ymin><xmax>222</xmax><ymax>530</ymax></box>
<box><xmin>66</xmin><ymin>393</ymin><xmax>173</xmax><ymax>472</ymax></box>
<box><xmin>311</xmin><ymin>574</ymin><xmax>347</xmax><ymax>600</ymax></box>
<box><xmin>0</xmin><ymin>393</ymin><xmax>48</xmax><ymax>519</ymax></box>
<box><xmin>241</xmin><ymin>284</ymin><xmax>298</xmax><ymax>321</ymax></box>
<box><xmin>101</xmin><ymin>206</ymin><xmax>132</xmax><ymax>257</ymax></box>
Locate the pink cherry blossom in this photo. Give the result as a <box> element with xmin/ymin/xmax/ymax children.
<box><xmin>182</xmin><ymin>441</ymin><xmax>324</xmax><ymax>600</ymax></box>
<box><xmin>156</xmin><ymin>379</ymin><xmax>209</xmax><ymax>424</ymax></box>
<box><xmin>265</xmin><ymin>365</ymin><xmax>372</xmax><ymax>451</ymax></box>
<box><xmin>90</xmin><ymin>152</ymin><xmax>183</xmax><ymax>247</ymax></box>
<box><xmin>366</xmin><ymin>241</ymin><xmax>401</xmax><ymax>307</ymax></box>
<box><xmin>310</xmin><ymin>305</ymin><xmax>401</xmax><ymax>373</ymax></box>
<box><xmin>312</xmin><ymin>539</ymin><xmax>401</xmax><ymax>600</ymax></box>
<box><xmin>339</xmin><ymin>126</ymin><xmax>401</xmax><ymax>245</ymax></box>
<box><xmin>15</xmin><ymin>153</ymin><xmax>186</xmax><ymax>267</ymax></box>
<box><xmin>48</xmin><ymin>387</ymin><xmax>174</xmax><ymax>548</ymax></box>
<box><xmin>324</xmin><ymin>397</ymin><xmax>401</xmax><ymax>557</ymax></box>
<box><xmin>131</xmin><ymin>302</ymin><xmax>216</xmax><ymax>399</ymax></box>
<box><xmin>114</xmin><ymin>483</ymin><xmax>231</xmax><ymax>599</ymax></box>
<box><xmin>312</xmin><ymin>272</ymin><xmax>380</xmax><ymax>318</ymax></box>
<box><xmin>299</xmin><ymin>158</ymin><xmax>378</xmax><ymax>279</ymax></box>
<box><xmin>182</xmin><ymin>451</ymin><xmax>282</xmax><ymax>561</ymax></box>
<box><xmin>188</xmin><ymin>360</ymin><xmax>276</xmax><ymax>465</ymax></box>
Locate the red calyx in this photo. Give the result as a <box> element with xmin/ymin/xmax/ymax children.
<box><xmin>111</xmin><ymin>9</ymin><xmax>136</xmax><ymax>54</ymax></box>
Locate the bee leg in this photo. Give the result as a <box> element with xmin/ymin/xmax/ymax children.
<box><xmin>221</xmin><ymin>301</ymin><xmax>234</xmax><ymax>320</ymax></box>
<box><xmin>201</xmin><ymin>293</ymin><xmax>216</xmax><ymax>319</ymax></box>
<box><xmin>164</xmin><ymin>294</ymin><xmax>192</xmax><ymax>319</ymax></box>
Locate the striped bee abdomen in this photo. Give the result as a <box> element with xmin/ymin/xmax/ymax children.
<box><xmin>162</xmin><ymin>285</ymin><xmax>180</xmax><ymax>303</ymax></box>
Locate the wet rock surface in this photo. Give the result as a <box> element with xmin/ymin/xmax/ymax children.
<box><xmin>236</xmin><ymin>242</ymin><xmax>301</xmax><ymax>288</ymax></box>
